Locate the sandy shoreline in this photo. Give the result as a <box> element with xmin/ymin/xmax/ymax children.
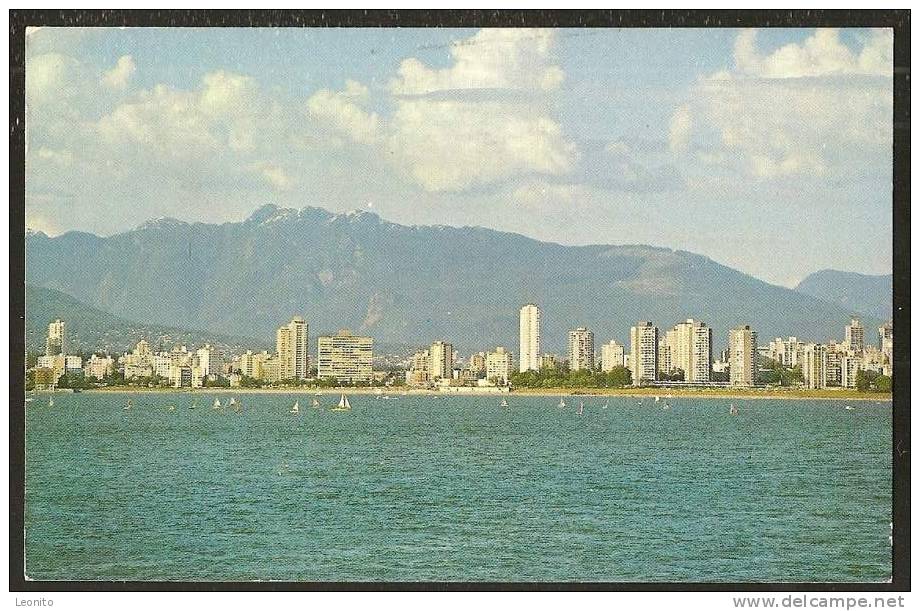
<box><xmin>68</xmin><ymin>386</ymin><xmax>892</xmax><ymax>402</ymax></box>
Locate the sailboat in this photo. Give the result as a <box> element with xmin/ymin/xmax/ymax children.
<box><xmin>123</xmin><ymin>399</ymin><xmax>131</xmax><ymax>411</ymax></box>
<box><xmin>654</xmin><ymin>396</ymin><xmax>660</xmax><ymax>403</ymax></box>
<box><xmin>729</xmin><ymin>403</ymin><xmax>739</xmax><ymax>416</ymax></box>
<box><xmin>311</xmin><ymin>398</ymin><xmax>320</xmax><ymax>409</ymax></box>
<box><xmin>212</xmin><ymin>398</ymin><xmax>221</xmax><ymax>409</ymax></box>
<box><xmin>229</xmin><ymin>397</ymin><xmax>237</xmax><ymax>407</ymax></box>
<box><xmin>500</xmin><ymin>398</ymin><xmax>509</xmax><ymax>407</ymax></box>
<box><xmin>602</xmin><ymin>400</ymin><xmax>609</xmax><ymax>409</ymax></box>
<box><xmin>48</xmin><ymin>396</ymin><xmax>54</xmax><ymax>408</ymax></box>
<box><xmin>558</xmin><ymin>398</ymin><xmax>566</xmax><ymax>408</ymax></box>
<box><xmin>290</xmin><ymin>400</ymin><xmax>300</xmax><ymax>414</ymax></box>
<box><xmin>332</xmin><ymin>394</ymin><xmax>351</xmax><ymax>411</ymax></box>
<box><xmin>577</xmin><ymin>402</ymin><xmax>584</xmax><ymax>415</ymax></box>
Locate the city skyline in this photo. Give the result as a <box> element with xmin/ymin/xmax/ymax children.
<box><xmin>25</xmin><ymin>27</ymin><xmax>893</xmax><ymax>288</ymax></box>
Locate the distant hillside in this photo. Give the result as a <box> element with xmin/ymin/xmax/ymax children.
<box><xmin>25</xmin><ymin>206</ymin><xmax>878</xmax><ymax>354</ymax></box>
<box><xmin>795</xmin><ymin>270</ymin><xmax>892</xmax><ymax>321</ymax></box>
<box><xmin>25</xmin><ymin>284</ymin><xmax>269</xmax><ymax>355</ymax></box>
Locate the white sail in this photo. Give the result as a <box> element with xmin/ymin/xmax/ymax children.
<box><xmin>213</xmin><ymin>398</ymin><xmax>221</xmax><ymax>409</ymax></box>
<box><xmin>558</xmin><ymin>398</ymin><xmax>566</xmax><ymax>408</ymax></box>
<box><xmin>312</xmin><ymin>398</ymin><xmax>319</xmax><ymax>408</ymax></box>
<box><xmin>291</xmin><ymin>400</ymin><xmax>300</xmax><ymax>414</ymax></box>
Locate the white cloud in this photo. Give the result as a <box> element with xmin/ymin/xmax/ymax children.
<box><xmin>101</xmin><ymin>55</ymin><xmax>136</xmax><ymax>89</ymax></box>
<box><xmin>734</xmin><ymin>28</ymin><xmax>891</xmax><ymax>78</ymax></box>
<box><xmin>668</xmin><ymin>105</ymin><xmax>692</xmax><ymax>152</ymax></box>
<box><xmin>382</xmin><ymin>28</ymin><xmax>576</xmax><ymax>192</ymax></box>
<box><xmin>674</xmin><ymin>28</ymin><xmax>892</xmax><ymax>181</ymax></box>
<box><xmin>389</xmin><ymin>99</ymin><xmax>578</xmax><ymax>192</ymax></box>
<box><xmin>390</xmin><ymin>28</ymin><xmax>564</xmax><ymax>95</ymax></box>
<box><xmin>96</xmin><ymin>70</ymin><xmax>266</xmax><ymax>156</ymax></box>
<box><xmin>26</xmin><ymin>53</ymin><xmax>83</xmax><ymax>103</ymax></box>
<box><xmin>306</xmin><ymin>80</ymin><xmax>380</xmax><ymax>144</ymax></box>
<box><xmin>252</xmin><ymin>162</ymin><xmax>293</xmax><ymax>191</ymax></box>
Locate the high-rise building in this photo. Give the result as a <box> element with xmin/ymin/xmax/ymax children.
<box><xmin>317</xmin><ymin>329</ymin><xmax>373</xmax><ymax>383</ymax></box>
<box><xmin>629</xmin><ymin>322</ymin><xmax>658</xmax><ymax>386</ymax></box>
<box><xmin>840</xmin><ymin>354</ymin><xmax>860</xmax><ymax>389</ymax></box>
<box><xmin>845</xmin><ymin>318</ymin><xmax>865</xmax><ymax>354</ymax></box>
<box><xmin>408</xmin><ymin>350</ymin><xmax>431</xmax><ymax>386</ymax></box>
<box><xmin>768</xmin><ymin>336</ymin><xmax>802</xmax><ymax>367</ymax></box>
<box><xmin>879</xmin><ymin>322</ymin><xmax>893</xmax><ymax>363</ymax></box>
<box><xmin>519</xmin><ymin>304</ymin><xmax>541</xmax><ymax>373</ymax></box>
<box><xmin>276</xmin><ymin>317</ymin><xmax>309</xmax><ymax>380</ymax></box>
<box><xmin>568</xmin><ymin>327</ymin><xmax>595</xmax><ymax>371</ymax></box>
<box><xmin>540</xmin><ymin>354</ymin><xmax>559</xmax><ymax>370</ymax></box>
<box><xmin>485</xmin><ymin>346</ymin><xmax>514</xmax><ymax>385</ymax></box>
<box><xmin>429</xmin><ymin>341</ymin><xmax>454</xmax><ymax>381</ymax></box>
<box><xmin>664</xmin><ymin>319</ymin><xmax>712</xmax><ymax>383</ymax></box>
<box><xmin>45</xmin><ymin>319</ymin><xmax>65</xmax><ymax>356</ymax></box>
<box><xmin>84</xmin><ymin>354</ymin><xmax>115</xmax><ymax>380</ymax></box>
<box><xmin>468</xmin><ymin>352</ymin><xmax>487</xmax><ymax>376</ymax></box>
<box><xmin>196</xmin><ymin>344</ymin><xmax>222</xmax><ymax>379</ymax></box>
<box><xmin>728</xmin><ymin>325</ymin><xmax>757</xmax><ymax>387</ymax></box>
<box><xmin>600</xmin><ymin>340</ymin><xmax>625</xmax><ymax>372</ymax></box>
<box><xmin>239</xmin><ymin>350</ymin><xmax>271</xmax><ymax>380</ymax></box>
<box><xmin>802</xmin><ymin>344</ymin><xmax>828</xmax><ymax>389</ymax></box>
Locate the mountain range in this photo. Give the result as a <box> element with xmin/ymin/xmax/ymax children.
<box><xmin>794</xmin><ymin>270</ymin><xmax>892</xmax><ymax>321</ymax></box>
<box><xmin>25</xmin><ymin>205</ymin><xmax>886</xmax><ymax>354</ymax></box>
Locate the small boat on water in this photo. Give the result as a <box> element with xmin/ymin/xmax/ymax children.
<box><xmin>577</xmin><ymin>402</ymin><xmax>584</xmax><ymax>415</ymax></box>
<box><xmin>654</xmin><ymin>396</ymin><xmax>660</xmax><ymax>403</ymax></box>
<box><xmin>845</xmin><ymin>405</ymin><xmax>853</xmax><ymax>411</ymax></box>
<box><xmin>48</xmin><ymin>397</ymin><xmax>55</xmax><ymax>408</ymax></box>
<box><xmin>500</xmin><ymin>398</ymin><xmax>509</xmax><ymax>407</ymax></box>
<box><xmin>663</xmin><ymin>402</ymin><xmax>671</xmax><ymax>410</ymax></box>
<box><xmin>602</xmin><ymin>401</ymin><xmax>609</xmax><ymax>409</ymax></box>
<box><xmin>229</xmin><ymin>397</ymin><xmax>237</xmax><ymax>407</ymax></box>
<box><xmin>558</xmin><ymin>398</ymin><xmax>566</xmax><ymax>408</ymax></box>
<box><xmin>290</xmin><ymin>400</ymin><xmax>300</xmax><ymax>414</ymax></box>
<box><xmin>123</xmin><ymin>399</ymin><xmax>131</xmax><ymax>411</ymax></box>
<box><xmin>167</xmin><ymin>404</ymin><xmax>175</xmax><ymax>412</ymax></box>
<box><xmin>729</xmin><ymin>403</ymin><xmax>739</xmax><ymax>416</ymax></box>
<box><xmin>212</xmin><ymin>398</ymin><xmax>221</xmax><ymax>409</ymax></box>
<box><xmin>332</xmin><ymin>394</ymin><xmax>351</xmax><ymax>411</ymax></box>
<box><xmin>311</xmin><ymin>398</ymin><xmax>320</xmax><ymax>408</ymax></box>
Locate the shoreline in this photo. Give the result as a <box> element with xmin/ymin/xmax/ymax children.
<box><xmin>65</xmin><ymin>386</ymin><xmax>892</xmax><ymax>402</ymax></box>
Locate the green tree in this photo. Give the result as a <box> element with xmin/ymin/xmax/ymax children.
<box><xmin>874</xmin><ymin>375</ymin><xmax>892</xmax><ymax>393</ymax></box>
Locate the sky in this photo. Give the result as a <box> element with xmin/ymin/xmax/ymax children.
<box><xmin>24</xmin><ymin>27</ymin><xmax>893</xmax><ymax>287</ymax></box>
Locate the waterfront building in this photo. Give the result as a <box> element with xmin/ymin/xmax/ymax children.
<box><xmin>429</xmin><ymin>341</ymin><xmax>454</xmax><ymax>381</ymax></box>
<box><xmin>519</xmin><ymin>304</ymin><xmax>541</xmax><ymax>373</ymax></box>
<box><xmin>825</xmin><ymin>348</ymin><xmax>843</xmax><ymax>387</ymax></box>
<box><xmin>153</xmin><ymin>353</ymin><xmax>172</xmax><ymax>379</ymax></box>
<box><xmin>195</xmin><ymin>344</ymin><xmax>223</xmax><ymax>380</ymax></box>
<box><xmin>802</xmin><ymin>344</ymin><xmax>828</xmax><ymax>389</ymax></box>
<box><xmin>840</xmin><ymin>354</ymin><xmax>860</xmax><ymax>389</ymax></box>
<box><xmin>276</xmin><ymin>317</ymin><xmax>309</xmax><ymax>380</ymax></box>
<box><xmin>540</xmin><ymin>354</ymin><xmax>559</xmax><ymax>370</ymax></box>
<box><xmin>768</xmin><ymin>337</ymin><xmax>802</xmax><ymax>367</ymax></box>
<box><xmin>664</xmin><ymin>319</ymin><xmax>712</xmax><ymax>383</ymax></box>
<box><xmin>658</xmin><ymin>337</ymin><xmax>672</xmax><ymax>375</ymax></box>
<box><xmin>468</xmin><ymin>352</ymin><xmax>487</xmax><ymax>376</ymax></box>
<box><xmin>879</xmin><ymin>322</ymin><xmax>893</xmax><ymax>363</ymax></box>
<box><xmin>45</xmin><ymin>319</ymin><xmax>65</xmax><ymax>356</ymax></box>
<box><xmin>171</xmin><ymin>365</ymin><xmax>193</xmax><ymax>388</ymax></box>
<box><xmin>408</xmin><ymin>350</ymin><xmax>431</xmax><ymax>386</ymax></box>
<box><xmin>260</xmin><ymin>356</ymin><xmax>281</xmax><ymax>383</ymax></box>
<box><xmin>240</xmin><ymin>350</ymin><xmax>271</xmax><ymax>380</ymax></box>
<box><xmin>485</xmin><ymin>346</ymin><xmax>514</xmax><ymax>385</ymax></box>
<box><xmin>64</xmin><ymin>355</ymin><xmax>82</xmax><ymax>375</ymax></box>
<box><xmin>317</xmin><ymin>329</ymin><xmax>373</xmax><ymax>383</ymax></box>
<box><xmin>36</xmin><ymin>354</ymin><xmax>66</xmax><ymax>382</ymax></box>
<box><xmin>629</xmin><ymin>322</ymin><xmax>658</xmax><ymax>386</ymax></box>
<box><xmin>600</xmin><ymin>340</ymin><xmax>625</xmax><ymax>372</ymax></box>
<box><xmin>84</xmin><ymin>354</ymin><xmax>115</xmax><ymax>380</ymax></box>
<box><xmin>568</xmin><ymin>327</ymin><xmax>595</xmax><ymax>371</ymax></box>
<box><xmin>728</xmin><ymin>325</ymin><xmax>757</xmax><ymax>387</ymax></box>
<box><xmin>844</xmin><ymin>318</ymin><xmax>865</xmax><ymax>354</ymax></box>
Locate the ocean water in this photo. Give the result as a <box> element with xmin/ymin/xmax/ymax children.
<box><xmin>24</xmin><ymin>393</ymin><xmax>891</xmax><ymax>582</ymax></box>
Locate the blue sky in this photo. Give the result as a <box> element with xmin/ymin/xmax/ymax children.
<box><xmin>25</xmin><ymin>27</ymin><xmax>893</xmax><ymax>287</ymax></box>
